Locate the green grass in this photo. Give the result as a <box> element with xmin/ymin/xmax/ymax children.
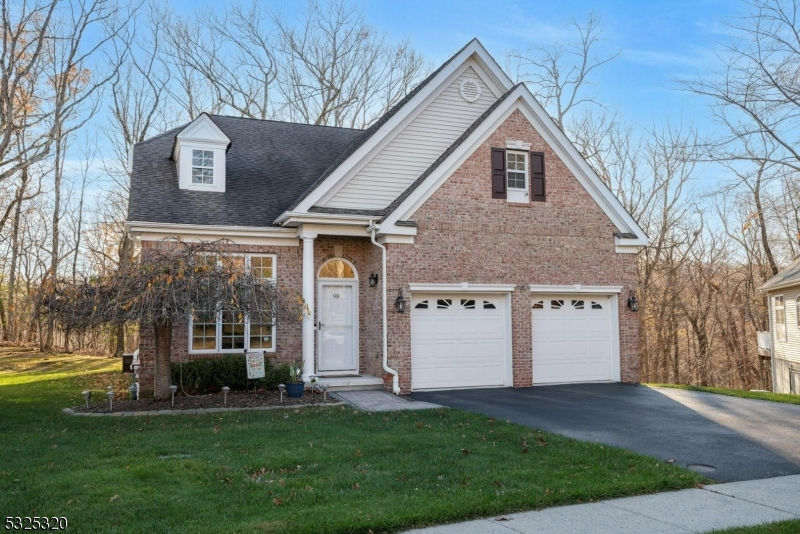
<box><xmin>710</xmin><ymin>520</ymin><xmax>800</xmax><ymax>533</ymax></box>
<box><xmin>0</xmin><ymin>349</ymin><xmax>706</xmax><ymax>533</ymax></box>
<box><xmin>647</xmin><ymin>383</ymin><xmax>800</xmax><ymax>405</ymax></box>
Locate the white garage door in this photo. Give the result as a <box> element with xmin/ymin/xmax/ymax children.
<box><xmin>411</xmin><ymin>294</ymin><xmax>508</xmax><ymax>390</ymax></box>
<box><xmin>531</xmin><ymin>296</ymin><xmax>615</xmax><ymax>384</ymax></box>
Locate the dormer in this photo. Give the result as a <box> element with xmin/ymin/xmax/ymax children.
<box><xmin>172</xmin><ymin>114</ymin><xmax>230</xmax><ymax>192</ymax></box>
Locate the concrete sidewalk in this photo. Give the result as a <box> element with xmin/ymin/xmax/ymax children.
<box><xmin>405</xmin><ymin>475</ymin><xmax>800</xmax><ymax>533</ymax></box>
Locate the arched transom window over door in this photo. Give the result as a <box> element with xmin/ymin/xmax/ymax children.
<box><xmin>318</xmin><ymin>259</ymin><xmax>357</xmax><ymax>279</ymax></box>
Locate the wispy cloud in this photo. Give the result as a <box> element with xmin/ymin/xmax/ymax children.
<box><xmin>624</xmin><ymin>47</ymin><xmax>717</xmax><ymax>69</ymax></box>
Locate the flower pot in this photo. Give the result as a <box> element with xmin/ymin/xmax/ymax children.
<box><xmin>285</xmin><ymin>382</ymin><xmax>305</xmax><ymax>398</ymax></box>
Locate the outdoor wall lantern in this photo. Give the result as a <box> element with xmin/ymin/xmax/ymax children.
<box><xmin>369</xmin><ymin>272</ymin><xmax>379</xmax><ymax>288</ymax></box>
<box><xmin>627</xmin><ymin>290</ymin><xmax>639</xmax><ymax>312</ymax></box>
<box><xmin>394</xmin><ymin>288</ymin><xmax>406</xmax><ymax>313</ymax></box>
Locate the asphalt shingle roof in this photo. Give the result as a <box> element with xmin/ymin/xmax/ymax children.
<box><xmin>127</xmin><ymin>116</ymin><xmax>363</xmax><ymax>227</ymax></box>
<box><xmin>761</xmin><ymin>255</ymin><xmax>800</xmax><ymax>291</ymax></box>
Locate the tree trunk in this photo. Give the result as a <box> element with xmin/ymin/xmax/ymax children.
<box><xmin>115</xmin><ymin>236</ymin><xmax>132</xmax><ymax>357</ymax></box>
<box><xmin>153</xmin><ymin>320</ymin><xmax>173</xmax><ymax>400</ymax></box>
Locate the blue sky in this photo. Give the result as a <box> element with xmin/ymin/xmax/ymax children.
<box><xmin>356</xmin><ymin>0</ymin><xmax>741</xmax><ymax>138</ymax></box>
<box><xmin>169</xmin><ymin>0</ymin><xmax>744</xmax><ymax>133</ymax></box>
<box><xmin>358</xmin><ymin>0</ymin><xmax>742</xmax><ymax>132</ymax></box>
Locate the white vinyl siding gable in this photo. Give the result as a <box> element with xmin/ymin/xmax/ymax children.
<box><xmin>772</xmin><ymin>287</ymin><xmax>800</xmax><ymax>364</ymax></box>
<box><xmin>322</xmin><ymin>66</ymin><xmax>498</xmax><ymax>210</ymax></box>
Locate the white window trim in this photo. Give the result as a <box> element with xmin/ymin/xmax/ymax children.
<box><xmin>775</xmin><ymin>295</ymin><xmax>787</xmax><ymax>343</ymax></box>
<box><xmin>191</xmin><ymin>149</ymin><xmax>215</xmax><ymax>186</ymax></box>
<box><xmin>796</xmin><ymin>296</ymin><xmax>800</xmax><ymax>328</ymax></box>
<box><xmin>188</xmin><ymin>254</ymin><xmax>278</xmax><ymax>354</ymax></box>
<box><xmin>506</xmin><ymin>149</ymin><xmax>528</xmax><ymax>203</ymax></box>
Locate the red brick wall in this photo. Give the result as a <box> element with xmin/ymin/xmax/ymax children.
<box><xmin>383</xmin><ymin>109</ymin><xmax>639</xmax><ymax>392</ymax></box>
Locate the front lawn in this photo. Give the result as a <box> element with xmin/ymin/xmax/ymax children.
<box><xmin>647</xmin><ymin>383</ymin><xmax>800</xmax><ymax>405</ymax></box>
<box><xmin>1</xmin><ymin>349</ymin><xmax>706</xmax><ymax>533</ymax></box>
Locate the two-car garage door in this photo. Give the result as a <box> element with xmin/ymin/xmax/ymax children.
<box><xmin>410</xmin><ymin>291</ymin><xmax>617</xmax><ymax>390</ymax></box>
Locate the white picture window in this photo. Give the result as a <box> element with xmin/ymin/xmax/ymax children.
<box><xmin>192</xmin><ymin>149</ymin><xmax>214</xmax><ymax>185</ymax></box>
<box><xmin>775</xmin><ymin>295</ymin><xmax>787</xmax><ymax>342</ymax></box>
<box><xmin>189</xmin><ymin>254</ymin><xmax>277</xmax><ymax>353</ymax></box>
<box><xmin>506</xmin><ymin>151</ymin><xmax>527</xmax><ymax>190</ymax></box>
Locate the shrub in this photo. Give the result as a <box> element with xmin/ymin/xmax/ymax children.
<box><xmin>170</xmin><ymin>354</ymin><xmax>291</xmax><ymax>394</ymax></box>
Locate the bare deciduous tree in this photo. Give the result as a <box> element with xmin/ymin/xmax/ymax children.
<box><xmin>507</xmin><ymin>12</ymin><xmax>620</xmax><ymax>130</ymax></box>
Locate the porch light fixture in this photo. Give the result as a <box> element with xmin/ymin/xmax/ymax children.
<box><xmin>169</xmin><ymin>384</ymin><xmax>178</xmax><ymax>407</ymax></box>
<box><xmin>627</xmin><ymin>290</ymin><xmax>639</xmax><ymax>312</ymax></box>
<box><xmin>221</xmin><ymin>386</ymin><xmax>231</xmax><ymax>406</ymax></box>
<box><xmin>369</xmin><ymin>272</ymin><xmax>379</xmax><ymax>287</ymax></box>
<box><xmin>394</xmin><ymin>288</ymin><xmax>406</xmax><ymax>313</ymax></box>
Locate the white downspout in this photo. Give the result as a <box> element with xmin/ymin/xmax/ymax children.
<box><xmin>369</xmin><ymin>221</ymin><xmax>401</xmax><ymax>394</ymax></box>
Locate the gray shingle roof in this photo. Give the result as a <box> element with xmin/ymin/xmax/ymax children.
<box><xmin>127</xmin><ymin>115</ymin><xmax>363</xmax><ymax>227</ymax></box>
<box><xmin>761</xmin><ymin>256</ymin><xmax>800</xmax><ymax>291</ymax></box>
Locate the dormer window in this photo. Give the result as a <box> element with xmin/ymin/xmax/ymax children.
<box><xmin>192</xmin><ymin>150</ymin><xmax>214</xmax><ymax>185</ymax></box>
<box><xmin>173</xmin><ymin>113</ymin><xmax>230</xmax><ymax>192</ymax></box>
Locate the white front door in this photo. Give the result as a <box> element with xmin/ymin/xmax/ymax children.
<box><xmin>317</xmin><ymin>281</ymin><xmax>358</xmax><ymax>374</ymax></box>
<box><xmin>531</xmin><ymin>295</ymin><xmax>615</xmax><ymax>384</ymax></box>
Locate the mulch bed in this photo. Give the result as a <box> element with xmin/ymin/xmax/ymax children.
<box><xmin>72</xmin><ymin>389</ymin><xmax>337</xmax><ymax>414</ymax></box>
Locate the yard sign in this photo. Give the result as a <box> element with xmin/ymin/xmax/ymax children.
<box><xmin>246</xmin><ymin>352</ymin><xmax>266</xmax><ymax>379</ymax></box>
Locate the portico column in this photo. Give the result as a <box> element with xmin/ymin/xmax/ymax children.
<box><xmin>301</xmin><ymin>235</ymin><xmax>316</xmax><ymax>382</ymax></box>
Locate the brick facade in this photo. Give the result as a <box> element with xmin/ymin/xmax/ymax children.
<box><xmin>136</xmin><ymin>109</ymin><xmax>639</xmax><ymax>397</ymax></box>
<box><xmin>382</xmin><ymin>109</ymin><xmax>639</xmax><ymax>391</ymax></box>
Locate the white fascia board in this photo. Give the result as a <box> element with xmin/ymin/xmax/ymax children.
<box><xmin>529</xmin><ymin>284</ymin><xmax>623</xmax><ymax>294</ymax></box>
<box><xmin>288</xmin><ymin>40</ymin><xmax>514</xmax><ymax>214</ymax></box>
<box><xmin>409</xmin><ymin>283</ymin><xmax>517</xmax><ymax>293</ymax></box>
<box><xmin>377</xmin><ymin>234</ymin><xmax>415</xmax><ymax>244</ymax></box>
<box><xmin>275</xmin><ymin>212</ymin><xmax>377</xmax><ymax>227</ymax></box>
<box><xmin>126</xmin><ymin>221</ymin><xmax>298</xmax><ymax>247</ymax></box>
<box><xmin>172</xmin><ymin>113</ymin><xmax>230</xmax><ymax>160</ymax></box>
<box><xmin>759</xmin><ymin>280</ymin><xmax>800</xmax><ymax>293</ymax></box>
<box><xmin>382</xmin><ymin>86</ymin><xmax>650</xmax><ymax>244</ymax></box>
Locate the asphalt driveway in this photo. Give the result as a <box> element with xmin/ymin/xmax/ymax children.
<box><xmin>411</xmin><ymin>383</ymin><xmax>800</xmax><ymax>482</ymax></box>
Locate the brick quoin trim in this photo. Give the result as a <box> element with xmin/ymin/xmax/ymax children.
<box><xmin>384</xmin><ymin>109</ymin><xmax>639</xmax><ymax>392</ymax></box>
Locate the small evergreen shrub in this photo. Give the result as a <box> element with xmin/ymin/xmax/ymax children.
<box><xmin>170</xmin><ymin>354</ymin><xmax>291</xmax><ymax>394</ymax></box>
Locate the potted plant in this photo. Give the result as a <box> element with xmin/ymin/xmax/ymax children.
<box><xmin>285</xmin><ymin>361</ymin><xmax>305</xmax><ymax>398</ymax></box>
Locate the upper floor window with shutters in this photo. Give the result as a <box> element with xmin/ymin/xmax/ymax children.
<box><xmin>192</xmin><ymin>149</ymin><xmax>214</xmax><ymax>185</ymax></box>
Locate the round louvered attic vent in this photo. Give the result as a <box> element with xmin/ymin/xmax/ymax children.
<box><xmin>459</xmin><ymin>78</ymin><xmax>482</xmax><ymax>103</ymax></box>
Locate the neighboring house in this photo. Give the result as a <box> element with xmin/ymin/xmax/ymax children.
<box><xmin>126</xmin><ymin>39</ymin><xmax>649</xmax><ymax>397</ymax></box>
<box><xmin>761</xmin><ymin>257</ymin><xmax>800</xmax><ymax>394</ymax></box>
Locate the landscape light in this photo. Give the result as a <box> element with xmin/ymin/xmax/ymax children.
<box><xmin>222</xmin><ymin>386</ymin><xmax>230</xmax><ymax>406</ymax></box>
<box><xmin>169</xmin><ymin>385</ymin><xmax>178</xmax><ymax>407</ymax></box>
<box><xmin>278</xmin><ymin>384</ymin><xmax>285</xmax><ymax>404</ymax></box>
<box><xmin>106</xmin><ymin>390</ymin><xmax>115</xmax><ymax>412</ymax></box>
<box><xmin>82</xmin><ymin>390</ymin><xmax>92</xmax><ymax>409</ymax></box>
